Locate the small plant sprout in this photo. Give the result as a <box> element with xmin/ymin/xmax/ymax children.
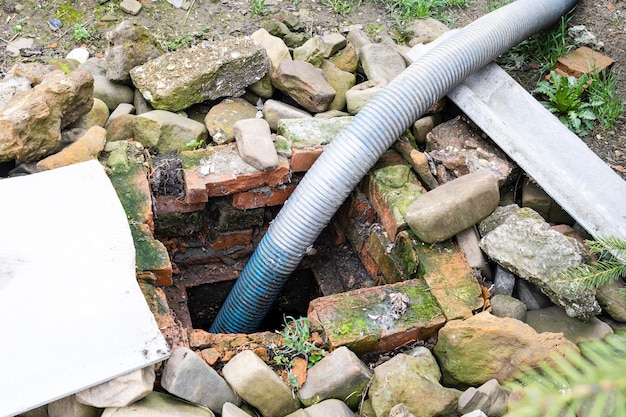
<box><xmin>73</xmin><ymin>23</ymin><xmax>91</xmax><ymax>42</ymax></box>
<box><xmin>13</xmin><ymin>18</ymin><xmax>26</xmax><ymax>35</ymax></box>
<box><xmin>251</xmin><ymin>0</ymin><xmax>268</xmax><ymax>16</ymax></box>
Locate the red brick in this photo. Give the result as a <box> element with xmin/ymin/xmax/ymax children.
<box><xmin>555</xmin><ymin>46</ymin><xmax>614</xmax><ymax>78</ymax></box>
<box><xmin>359</xmin><ymin>241</ymin><xmax>383</xmax><ymax>285</ymax></box>
<box><xmin>290</xmin><ymin>147</ymin><xmax>323</xmax><ymax>172</ymax></box>
<box><xmin>183</xmin><ymin>169</ymin><xmax>210</xmax><ymax>204</ymax></box>
<box><xmin>154</xmin><ymin>195</ymin><xmax>206</xmax><ymax>216</ymax></box>
<box><xmin>308</xmin><ymin>279</ymin><xmax>445</xmax><ymax>354</ymax></box>
<box><xmin>231</xmin><ymin>182</ymin><xmax>297</xmax><ymax>210</ymax></box>
<box><xmin>414</xmin><ymin>240</ymin><xmax>484</xmax><ymax>320</ymax></box>
<box><xmin>209</xmin><ymin>229</ymin><xmax>253</xmax><ymax>251</ymax></box>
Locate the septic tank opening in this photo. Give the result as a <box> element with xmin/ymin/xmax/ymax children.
<box><xmin>186</xmin><ymin>268</ymin><xmax>322</xmax><ymax>332</ymax></box>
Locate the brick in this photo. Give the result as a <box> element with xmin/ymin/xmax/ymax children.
<box><xmin>131</xmin><ymin>222</ymin><xmax>173</xmax><ymax>286</ymax></box>
<box><xmin>414</xmin><ymin>240</ymin><xmax>484</xmax><ymax>320</ymax></box>
<box><xmin>209</xmin><ymin>229</ymin><xmax>253</xmax><ymax>251</ymax></box>
<box><xmin>555</xmin><ymin>46</ymin><xmax>614</xmax><ymax>78</ymax></box>
<box><xmin>290</xmin><ymin>147</ymin><xmax>323</xmax><ymax>172</ymax></box>
<box><xmin>368</xmin><ymin>228</ymin><xmax>419</xmax><ymax>284</ymax></box>
<box><xmin>364</xmin><ymin>150</ymin><xmax>426</xmax><ymax>241</ymax></box>
<box><xmin>231</xmin><ymin>182</ymin><xmax>298</xmax><ymax>210</ymax></box>
<box><xmin>154</xmin><ymin>195</ymin><xmax>206</xmax><ymax>216</ymax></box>
<box><xmin>359</xmin><ymin>242</ymin><xmax>383</xmax><ymax>285</ymax></box>
<box><xmin>308</xmin><ymin>279</ymin><xmax>445</xmax><ymax>354</ymax></box>
<box><xmin>109</xmin><ymin>164</ymin><xmax>154</xmax><ymax>232</ymax></box>
<box><xmin>209</xmin><ymin>198</ymin><xmax>265</xmax><ymax>232</ymax></box>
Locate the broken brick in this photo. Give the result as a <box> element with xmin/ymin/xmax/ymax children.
<box><xmin>555</xmin><ymin>46</ymin><xmax>614</xmax><ymax>78</ymax></box>
<box><xmin>290</xmin><ymin>147</ymin><xmax>323</xmax><ymax>172</ymax></box>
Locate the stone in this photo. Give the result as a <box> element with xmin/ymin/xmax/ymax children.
<box><xmin>76</xmin><ymin>366</ymin><xmax>155</xmax><ymax>408</ymax></box>
<box><xmin>493</xmin><ymin>265</ymin><xmax>516</xmax><ymax>296</ymax></box>
<box><xmin>119</xmin><ymin>0</ymin><xmax>142</xmax><ymax>15</ymax></box>
<box><xmin>490</xmin><ymin>294</ymin><xmax>527</xmax><ymax>322</ymax></box>
<box><xmin>516</xmin><ymin>279</ymin><xmax>554</xmax><ymax>310</ymax></box>
<box><xmin>161</xmin><ymin>347</ymin><xmax>239</xmax><ymax>412</ymax></box>
<box><xmin>426</xmin><ymin>117</ymin><xmax>516</xmax><ymax>185</ymax></box>
<box><xmin>406</xmin><ymin>171</ymin><xmax>500</xmax><ymax>244</ymax></box>
<box><xmin>345</xmin><ymin>78</ymin><xmax>386</xmax><ymax>115</ymax></box>
<box><xmin>262</xmin><ymin>99</ymin><xmax>311</xmax><ymax>131</ymax></box>
<box><xmin>456</xmin><ymin>226</ymin><xmax>492</xmax><ymax>280</ymax></box>
<box><xmin>321</xmin><ymin>59</ymin><xmax>356</xmax><ymax>111</ymax></box>
<box><xmin>48</xmin><ymin>395</ymin><xmax>101</xmax><ymax>417</ymax></box>
<box><xmin>69</xmin><ymin>98</ymin><xmax>110</xmax><ymax>130</ymax></box>
<box><xmin>222</xmin><ymin>350</ymin><xmax>300</xmax><ymax>417</ymax></box>
<box><xmin>272</xmin><ymin>60</ymin><xmax>336</xmax><ymax>113</ymax></box>
<box><xmin>100</xmin><ymin>392</ymin><xmax>214</xmax><ymax>416</ymax></box>
<box><xmin>308</xmin><ymin>279</ymin><xmax>445</xmax><ymax>354</ymax></box>
<box><xmin>293</xmin><ymin>36</ymin><xmax>325</xmax><ymax>67</ymax></box>
<box><xmin>0</xmin><ymin>75</ymin><xmax>31</xmax><ymax>109</ymax></box>
<box><xmin>106</xmin><ymin>103</ymin><xmax>135</xmax><ymax>127</ymax></box>
<box><xmin>278</xmin><ymin>116</ymin><xmax>353</xmax><ymax>149</ymax></box>
<box><xmin>392</xmin><ymin>139</ymin><xmax>439</xmax><ymax>190</ymax></box>
<box><xmin>414</xmin><ymin>240</ymin><xmax>484</xmax><ymax>320</ymax></box>
<box><xmin>596</xmin><ymin>278</ymin><xmax>626</xmax><ymax>322</ymax></box>
<box><xmin>250</xmin><ymin>28</ymin><xmax>292</xmax><ymax>75</ymax></box>
<box><xmin>526</xmin><ymin>306</ymin><xmax>613</xmax><ymax>343</ymax></box>
<box><xmin>0</xmin><ymin>69</ymin><xmax>93</xmax><ymax>163</ymax></box>
<box><xmin>407</xmin><ymin>18</ymin><xmax>450</xmax><ymax>46</ymax></box>
<box><xmin>204</xmin><ymin>97</ymin><xmax>259</xmax><ymax>144</ymax></box>
<box><xmin>305</xmin><ymin>399</ymin><xmax>355</xmax><ymax>417</ymax></box>
<box><xmin>233</xmin><ymin>118</ymin><xmax>278</xmax><ymax>171</ymax></box>
<box><xmin>412</xmin><ymin>115</ymin><xmax>441</xmax><ymax>147</ymax></box>
<box><xmin>36</xmin><ymin>126</ymin><xmax>106</xmax><ymax>171</ymax></box>
<box><xmin>298</xmin><ymin>346</ymin><xmax>372</xmax><ymax>408</ymax></box>
<box><xmin>106</xmin><ymin>114</ymin><xmax>136</xmax><ymax>142</ymax></box>
<box><xmin>133</xmin><ymin>110</ymin><xmax>208</xmax><ymax>153</ymax></box>
<box><xmin>66</xmin><ymin>47</ymin><xmax>90</xmax><ymax>64</ymax></box>
<box><xmin>221</xmin><ymin>402</ymin><xmax>250</xmax><ymax>417</ymax></box>
<box><xmin>479</xmin><ymin>205</ymin><xmax>601</xmax><ymax>320</ymax></box>
<box><xmin>368</xmin><ymin>353</ymin><xmax>459</xmax><ymax>417</ymax></box>
<box><xmin>131</xmin><ymin>38</ymin><xmax>269</xmax><ymax>112</ymax></box>
<box><xmin>433</xmin><ymin>311</ymin><xmax>579</xmax><ymax>388</ymax></box>
<box><xmin>322</xmin><ymin>33</ymin><xmax>347</xmax><ymax>57</ymax></box>
<box><xmin>93</xmin><ymin>75</ymin><xmax>135</xmax><ymax>112</ymax></box>
<box><xmin>105</xmin><ymin>20</ymin><xmax>164</xmax><ymax>83</ymax></box>
<box><xmin>359</xmin><ymin>43</ymin><xmax>406</xmax><ymax>83</ymax></box>
<box><xmin>262</xmin><ymin>20</ymin><xmax>308</xmax><ymax>48</ymax></box>
<box><xmin>461</xmin><ymin>411</ymin><xmax>488</xmax><ymax>417</ymax></box>
<box><xmin>368</xmin><ymin>228</ymin><xmax>419</xmax><ymax>284</ymax></box>
<box><xmin>4</xmin><ymin>36</ymin><xmax>34</xmax><ymax>57</ymax></box>
<box><xmin>329</xmin><ymin>42</ymin><xmax>358</xmax><ymax>74</ymax></box>
<box><xmin>345</xmin><ymin>29</ymin><xmax>372</xmax><ymax>55</ymax></box>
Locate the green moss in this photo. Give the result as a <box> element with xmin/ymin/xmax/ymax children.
<box><xmin>373</xmin><ymin>165</ymin><xmax>410</xmax><ymax>188</ymax></box>
<box><xmin>130</xmin><ymin>222</ymin><xmax>170</xmax><ymax>272</ymax></box>
<box><xmin>180</xmin><ymin>147</ymin><xmax>219</xmax><ymax>169</ymax></box>
<box><xmin>56</xmin><ymin>4</ymin><xmax>85</xmax><ymax>25</ymax></box>
<box><xmin>155</xmin><ymin>211</ymin><xmax>204</xmax><ymax>237</ymax></box>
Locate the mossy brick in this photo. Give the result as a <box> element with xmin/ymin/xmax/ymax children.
<box><xmin>208</xmin><ymin>198</ymin><xmax>265</xmax><ymax>232</ymax></box>
<box><xmin>414</xmin><ymin>240</ymin><xmax>484</xmax><ymax>320</ymax></box>
<box><xmin>368</xmin><ymin>228</ymin><xmax>419</xmax><ymax>284</ymax></box>
<box><xmin>130</xmin><ymin>222</ymin><xmax>173</xmax><ymax>286</ymax></box>
<box><xmin>154</xmin><ymin>211</ymin><xmax>204</xmax><ymax>237</ymax></box>
<box><xmin>365</xmin><ymin>150</ymin><xmax>426</xmax><ymax>241</ymax></box>
<box><xmin>308</xmin><ymin>279</ymin><xmax>445</xmax><ymax>354</ymax></box>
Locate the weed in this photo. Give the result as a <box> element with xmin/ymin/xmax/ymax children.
<box><xmin>272</xmin><ymin>316</ymin><xmax>326</xmax><ymax>390</ymax></box>
<box><xmin>251</xmin><ymin>0</ymin><xmax>269</xmax><ymax>16</ymax></box>
<box><xmin>485</xmin><ymin>0</ymin><xmax>510</xmax><ymax>12</ymax></box>
<box><xmin>323</xmin><ymin>0</ymin><xmax>361</xmax><ymax>15</ymax></box>
<box><xmin>535</xmin><ymin>70</ymin><xmax>600</xmax><ymax>136</ymax></box>
<box><xmin>588</xmin><ymin>70</ymin><xmax>625</xmax><ymax>129</ymax></box>
<box><xmin>12</xmin><ymin>19</ymin><xmax>26</xmax><ymax>36</ymax></box>
<box><xmin>73</xmin><ymin>23</ymin><xmax>91</xmax><ymax>42</ymax></box>
<box><xmin>380</xmin><ymin>0</ymin><xmax>467</xmax><ymax>21</ymax></box>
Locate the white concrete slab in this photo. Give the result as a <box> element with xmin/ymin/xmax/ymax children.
<box><xmin>0</xmin><ymin>160</ymin><xmax>169</xmax><ymax>417</ymax></box>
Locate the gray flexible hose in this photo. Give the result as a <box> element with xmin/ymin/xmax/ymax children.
<box><xmin>210</xmin><ymin>0</ymin><xmax>578</xmax><ymax>333</ymax></box>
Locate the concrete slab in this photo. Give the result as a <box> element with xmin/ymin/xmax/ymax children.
<box><xmin>0</xmin><ymin>161</ymin><xmax>169</xmax><ymax>416</ymax></box>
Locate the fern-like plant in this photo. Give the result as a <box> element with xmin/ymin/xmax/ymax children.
<box><xmin>505</xmin><ymin>333</ymin><xmax>626</xmax><ymax>417</ymax></box>
<box><xmin>535</xmin><ymin>70</ymin><xmax>602</xmax><ymax>136</ymax></box>
<box><xmin>557</xmin><ymin>235</ymin><xmax>626</xmax><ymax>298</ymax></box>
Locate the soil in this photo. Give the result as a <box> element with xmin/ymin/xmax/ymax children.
<box><xmin>0</xmin><ymin>0</ymin><xmax>624</xmax><ymax>179</ymax></box>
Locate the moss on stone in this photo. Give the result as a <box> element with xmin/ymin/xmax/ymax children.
<box><xmin>180</xmin><ymin>147</ymin><xmax>219</xmax><ymax>169</ymax></box>
<box><xmin>155</xmin><ymin>211</ymin><xmax>204</xmax><ymax>237</ymax></box>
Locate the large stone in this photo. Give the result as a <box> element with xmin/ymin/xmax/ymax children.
<box><xmin>105</xmin><ymin>20</ymin><xmax>164</xmax><ymax>83</ymax></box>
<box><xmin>130</xmin><ymin>38</ymin><xmax>269</xmax><ymax>112</ymax></box>
<box><xmin>359</xmin><ymin>43</ymin><xmax>406</xmax><ymax>83</ymax></box>
<box><xmin>161</xmin><ymin>347</ymin><xmax>239</xmax><ymax>412</ymax></box>
<box><xmin>222</xmin><ymin>350</ymin><xmax>300</xmax><ymax>417</ymax></box>
<box><xmin>457</xmin><ymin>379</ymin><xmax>509</xmax><ymax>417</ymax></box>
<box><xmin>596</xmin><ymin>278</ymin><xmax>626</xmax><ymax>322</ymax></box>
<box><xmin>68</xmin><ymin>98</ymin><xmax>110</xmax><ymax>130</ymax></box>
<box><xmin>320</xmin><ymin>60</ymin><xmax>355</xmax><ymax>111</ymax></box>
<box><xmin>272</xmin><ymin>60</ymin><xmax>336</xmax><ymax>113</ymax></box>
<box><xmin>406</xmin><ymin>171</ymin><xmax>500</xmax><ymax>243</ymax></box>
<box><xmin>304</xmin><ymin>399</ymin><xmax>355</xmax><ymax>417</ymax></box>
<box><xmin>36</xmin><ymin>126</ymin><xmax>106</xmax><ymax>171</ymax></box>
<box><xmin>368</xmin><ymin>353</ymin><xmax>459</xmax><ymax>417</ymax></box>
<box><xmin>262</xmin><ymin>99</ymin><xmax>311</xmax><ymax>131</ymax></box>
<box><xmin>526</xmin><ymin>306</ymin><xmax>613</xmax><ymax>343</ymax></box>
<box><xmin>298</xmin><ymin>346</ymin><xmax>372</xmax><ymax>409</ymax></box>
<box><xmin>133</xmin><ymin>110</ymin><xmax>208</xmax><ymax>153</ymax></box>
<box><xmin>100</xmin><ymin>392</ymin><xmax>214</xmax><ymax>417</ymax></box>
<box><xmin>250</xmin><ymin>28</ymin><xmax>292</xmax><ymax>74</ymax></box>
<box><xmin>93</xmin><ymin>75</ymin><xmax>135</xmax><ymax>112</ymax></box>
<box><xmin>233</xmin><ymin>118</ymin><xmax>278</xmax><ymax>171</ymax></box>
<box><xmin>0</xmin><ymin>69</ymin><xmax>93</xmax><ymax>162</ymax></box>
<box><xmin>479</xmin><ymin>205</ymin><xmax>601</xmax><ymax>320</ymax></box>
<box><xmin>345</xmin><ymin>78</ymin><xmax>386</xmax><ymax>115</ymax></box>
<box><xmin>76</xmin><ymin>366</ymin><xmax>155</xmax><ymax>408</ymax></box>
<box><xmin>0</xmin><ymin>75</ymin><xmax>31</xmax><ymax>109</ymax></box>
<box><xmin>204</xmin><ymin>97</ymin><xmax>259</xmax><ymax>144</ymax></box>
<box><xmin>433</xmin><ymin>311</ymin><xmax>579</xmax><ymax>388</ymax></box>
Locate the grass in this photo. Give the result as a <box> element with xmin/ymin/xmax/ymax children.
<box><xmin>251</xmin><ymin>0</ymin><xmax>269</xmax><ymax>16</ymax></box>
<box><xmin>379</xmin><ymin>0</ymin><xmax>468</xmax><ymax>21</ymax></box>
<box><xmin>588</xmin><ymin>70</ymin><xmax>626</xmax><ymax>129</ymax></box>
<box><xmin>323</xmin><ymin>0</ymin><xmax>362</xmax><ymax>15</ymax></box>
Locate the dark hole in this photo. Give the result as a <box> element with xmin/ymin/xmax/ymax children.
<box><xmin>186</xmin><ymin>268</ymin><xmax>322</xmax><ymax>332</ymax></box>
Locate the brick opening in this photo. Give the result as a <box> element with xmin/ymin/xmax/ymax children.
<box><xmin>186</xmin><ymin>268</ymin><xmax>322</xmax><ymax>332</ymax></box>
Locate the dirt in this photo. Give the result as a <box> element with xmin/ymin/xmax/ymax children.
<box><xmin>0</xmin><ymin>0</ymin><xmax>624</xmax><ymax>179</ymax></box>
